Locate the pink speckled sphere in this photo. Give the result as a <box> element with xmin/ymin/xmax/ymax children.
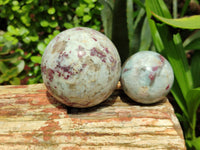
<box><xmin>121</xmin><ymin>51</ymin><xmax>174</xmax><ymax>104</ymax></box>
<box><xmin>41</xmin><ymin>27</ymin><xmax>121</xmax><ymax>108</ymax></box>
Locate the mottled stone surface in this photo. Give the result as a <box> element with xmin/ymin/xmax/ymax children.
<box><xmin>41</xmin><ymin>27</ymin><xmax>121</xmax><ymax>108</ymax></box>
<box><xmin>0</xmin><ymin>83</ymin><xmax>186</xmax><ymax>150</ymax></box>
<box><xmin>121</xmin><ymin>51</ymin><xmax>174</xmax><ymax>104</ymax></box>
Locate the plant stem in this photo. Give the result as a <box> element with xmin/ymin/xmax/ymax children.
<box><xmin>173</xmin><ymin>0</ymin><xmax>177</xmax><ymax>18</ymax></box>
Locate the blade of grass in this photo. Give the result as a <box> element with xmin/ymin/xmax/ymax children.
<box><xmin>134</xmin><ymin>0</ymin><xmax>145</xmax><ymax>8</ymax></box>
<box><xmin>171</xmin><ymin>79</ymin><xmax>189</xmax><ymax>119</ymax></box>
<box><xmin>145</xmin><ymin>0</ymin><xmax>171</xmax><ymax>19</ymax></box>
<box><xmin>183</xmin><ymin>30</ymin><xmax>200</xmax><ymax>49</ymax></box>
<box><xmin>99</xmin><ymin>0</ymin><xmax>114</xmax><ymax>39</ymax></box>
<box><xmin>139</xmin><ymin>16</ymin><xmax>152</xmax><ymax>51</ymax></box>
<box><xmin>186</xmin><ymin>87</ymin><xmax>200</xmax><ymax>138</ymax></box>
<box><xmin>173</xmin><ymin>0</ymin><xmax>178</xmax><ymax>18</ymax></box>
<box><xmin>184</xmin><ymin>38</ymin><xmax>200</xmax><ymax>50</ymax></box>
<box><xmin>127</xmin><ymin>0</ymin><xmax>135</xmax><ymax>55</ymax></box>
<box><xmin>190</xmin><ymin>137</ymin><xmax>200</xmax><ymax>149</ymax></box>
<box><xmin>145</xmin><ymin>5</ymin><xmax>164</xmax><ymax>52</ymax></box>
<box><xmin>130</xmin><ymin>8</ymin><xmax>146</xmax><ymax>55</ymax></box>
<box><xmin>180</xmin><ymin>0</ymin><xmax>191</xmax><ymax>17</ymax></box>
<box><xmin>157</xmin><ymin>24</ymin><xmax>193</xmax><ymax>98</ymax></box>
<box><xmin>152</xmin><ymin>13</ymin><xmax>200</xmax><ymax>29</ymax></box>
<box><xmin>191</xmin><ymin>51</ymin><xmax>200</xmax><ymax>88</ymax></box>
<box><xmin>146</xmin><ymin>0</ymin><xmax>193</xmax><ymax>97</ymax></box>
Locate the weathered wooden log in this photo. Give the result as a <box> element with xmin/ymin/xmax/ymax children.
<box><xmin>0</xmin><ymin>83</ymin><xmax>186</xmax><ymax>149</ymax></box>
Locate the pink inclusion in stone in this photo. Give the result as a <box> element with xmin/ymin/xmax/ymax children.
<box><xmin>148</xmin><ymin>73</ymin><xmax>156</xmax><ymax>81</ymax></box>
<box><xmin>159</xmin><ymin>55</ymin><xmax>165</xmax><ymax>63</ymax></box>
<box><xmin>166</xmin><ymin>84</ymin><xmax>170</xmax><ymax>90</ymax></box>
<box><xmin>152</xmin><ymin>66</ymin><xmax>159</xmax><ymax>71</ymax></box>
<box><xmin>92</xmin><ymin>37</ymin><xmax>97</xmax><ymax>41</ymax></box>
<box><xmin>90</xmin><ymin>47</ymin><xmax>106</xmax><ymax>63</ymax></box>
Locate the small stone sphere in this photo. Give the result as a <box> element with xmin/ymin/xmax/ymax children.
<box><xmin>121</xmin><ymin>51</ymin><xmax>174</xmax><ymax>104</ymax></box>
<box><xmin>41</xmin><ymin>27</ymin><xmax>121</xmax><ymax>108</ymax></box>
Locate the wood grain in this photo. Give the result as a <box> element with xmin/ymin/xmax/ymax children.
<box><xmin>0</xmin><ymin>84</ymin><xmax>186</xmax><ymax>150</ymax></box>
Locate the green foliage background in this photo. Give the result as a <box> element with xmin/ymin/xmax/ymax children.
<box><xmin>1</xmin><ymin>1</ymin><xmax>200</xmax><ymax>149</ymax></box>
<box><xmin>0</xmin><ymin>0</ymin><xmax>103</xmax><ymax>84</ymax></box>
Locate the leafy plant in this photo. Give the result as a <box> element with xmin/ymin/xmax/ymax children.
<box><xmin>0</xmin><ymin>33</ymin><xmax>25</xmax><ymax>85</ymax></box>
<box><xmin>146</xmin><ymin>1</ymin><xmax>200</xmax><ymax>149</ymax></box>
<box><xmin>100</xmin><ymin>0</ymin><xmax>200</xmax><ymax>149</ymax></box>
<box><xmin>0</xmin><ymin>0</ymin><xmax>103</xmax><ymax>84</ymax></box>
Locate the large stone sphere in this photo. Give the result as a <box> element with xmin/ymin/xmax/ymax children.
<box><xmin>121</xmin><ymin>51</ymin><xmax>174</xmax><ymax>104</ymax></box>
<box><xmin>41</xmin><ymin>27</ymin><xmax>121</xmax><ymax>108</ymax></box>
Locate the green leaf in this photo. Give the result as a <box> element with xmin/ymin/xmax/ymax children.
<box><xmin>145</xmin><ymin>0</ymin><xmax>171</xmax><ymax>19</ymax></box>
<box><xmin>49</xmin><ymin>21</ymin><xmax>58</xmax><ymax>28</ymax></box>
<box><xmin>76</xmin><ymin>5</ymin><xmax>85</xmax><ymax>17</ymax></box>
<box><xmin>134</xmin><ymin>0</ymin><xmax>145</xmax><ymax>8</ymax></box>
<box><xmin>20</xmin><ymin>15</ymin><xmax>31</xmax><ymax>27</ymax></box>
<box><xmin>157</xmin><ymin>24</ymin><xmax>193</xmax><ymax>98</ymax></box>
<box><xmin>19</xmin><ymin>27</ymin><xmax>29</xmax><ymax>36</ymax></box>
<box><xmin>190</xmin><ymin>137</ymin><xmax>200</xmax><ymax>150</ymax></box>
<box><xmin>12</xmin><ymin>5</ymin><xmax>20</xmax><ymax>11</ymax></box>
<box><xmin>84</xmin><ymin>0</ymin><xmax>97</xmax><ymax>4</ymax></box>
<box><xmin>30</xmin><ymin>56</ymin><xmax>42</xmax><ymax>64</ymax></box>
<box><xmin>3</xmin><ymin>34</ymin><xmax>18</xmax><ymax>45</ymax></box>
<box><xmin>28</xmin><ymin>75</ymin><xmax>42</xmax><ymax>84</ymax></box>
<box><xmin>83</xmin><ymin>15</ymin><xmax>91</xmax><ymax>22</ymax></box>
<box><xmin>7</xmin><ymin>25</ymin><xmax>15</xmax><ymax>33</ymax></box>
<box><xmin>53</xmin><ymin>30</ymin><xmax>60</xmax><ymax>36</ymax></box>
<box><xmin>29</xmin><ymin>35</ymin><xmax>39</xmax><ymax>42</ymax></box>
<box><xmin>139</xmin><ymin>17</ymin><xmax>152</xmax><ymax>50</ymax></box>
<box><xmin>0</xmin><ymin>67</ymin><xmax>18</xmax><ymax>83</ymax></box>
<box><xmin>0</xmin><ymin>42</ymin><xmax>13</xmax><ymax>55</ymax></box>
<box><xmin>0</xmin><ymin>61</ymin><xmax>8</xmax><ymax>74</ymax></box>
<box><xmin>180</xmin><ymin>0</ymin><xmax>190</xmax><ymax>17</ymax></box>
<box><xmin>26</xmin><ymin>0</ymin><xmax>34</xmax><ymax>4</ymax></box>
<box><xmin>184</xmin><ymin>38</ymin><xmax>200</xmax><ymax>50</ymax></box>
<box><xmin>40</xmin><ymin>20</ymin><xmax>49</xmax><ymax>27</ymax></box>
<box><xmin>48</xmin><ymin>7</ymin><xmax>56</xmax><ymax>15</ymax></box>
<box><xmin>0</xmin><ymin>52</ymin><xmax>20</xmax><ymax>63</ymax></box>
<box><xmin>171</xmin><ymin>78</ymin><xmax>189</xmax><ymax>119</ymax></box>
<box><xmin>186</xmin><ymin>87</ymin><xmax>200</xmax><ymax>138</ymax></box>
<box><xmin>9</xmin><ymin>77</ymin><xmax>20</xmax><ymax>85</ymax></box>
<box><xmin>152</xmin><ymin>13</ymin><xmax>200</xmax><ymax>29</ymax></box>
<box><xmin>15</xmin><ymin>60</ymin><xmax>25</xmax><ymax>74</ymax></box>
<box><xmin>7</xmin><ymin>25</ymin><xmax>20</xmax><ymax>35</ymax></box>
<box><xmin>191</xmin><ymin>51</ymin><xmax>200</xmax><ymax>88</ymax></box>
<box><xmin>9</xmin><ymin>14</ymin><xmax>14</xmax><ymax>20</ymax></box>
<box><xmin>23</xmin><ymin>36</ymin><xmax>31</xmax><ymax>44</ymax></box>
<box><xmin>145</xmin><ymin>1</ymin><xmax>164</xmax><ymax>51</ymax></box>
<box><xmin>34</xmin><ymin>65</ymin><xmax>40</xmax><ymax>75</ymax></box>
<box><xmin>37</xmin><ymin>42</ymin><xmax>46</xmax><ymax>54</ymax></box>
<box><xmin>64</xmin><ymin>22</ymin><xmax>74</xmax><ymax>29</ymax></box>
<box><xmin>131</xmin><ymin>8</ymin><xmax>146</xmax><ymax>54</ymax></box>
<box><xmin>23</xmin><ymin>52</ymin><xmax>32</xmax><ymax>59</ymax></box>
<box><xmin>99</xmin><ymin>0</ymin><xmax>114</xmax><ymax>39</ymax></box>
<box><xmin>12</xmin><ymin>0</ymin><xmax>19</xmax><ymax>5</ymax></box>
<box><xmin>126</xmin><ymin>0</ymin><xmax>134</xmax><ymax>55</ymax></box>
<box><xmin>0</xmin><ymin>60</ymin><xmax>24</xmax><ymax>84</ymax></box>
<box><xmin>146</xmin><ymin>0</ymin><xmax>193</xmax><ymax>98</ymax></box>
<box><xmin>15</xmin><ymin>48</ymin><xmax>24</xmax><ymax>56</ymax></box>
<box><xmin>7</xmin><ymin>25</ymin><xmax>19</xmax><ymax>35</ymax></box>
<box><xmin>0</xmin><ymin>0</ymin><xmax>9</xmax><ymax>5</ymax></box>
<box><xmin>183</xmin><ymin>30</ymin><xmax>200</xmax><ymax>49</ymax></box>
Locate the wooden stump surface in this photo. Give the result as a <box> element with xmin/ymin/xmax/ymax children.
<box><xmin>0</xmin><ymin>84</ymin><xmax>186</xmax><ymax>150</ymax></box>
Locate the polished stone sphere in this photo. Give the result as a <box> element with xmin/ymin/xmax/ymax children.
<box><xmin>41</xmin><ymin>27</ymin><xmax>121</xmax><ymax>108</ymax></box>
<box><xmin>121</xmin><ymin>51</ymin><xmax>174</xmax><ymax>104</ymax></box>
